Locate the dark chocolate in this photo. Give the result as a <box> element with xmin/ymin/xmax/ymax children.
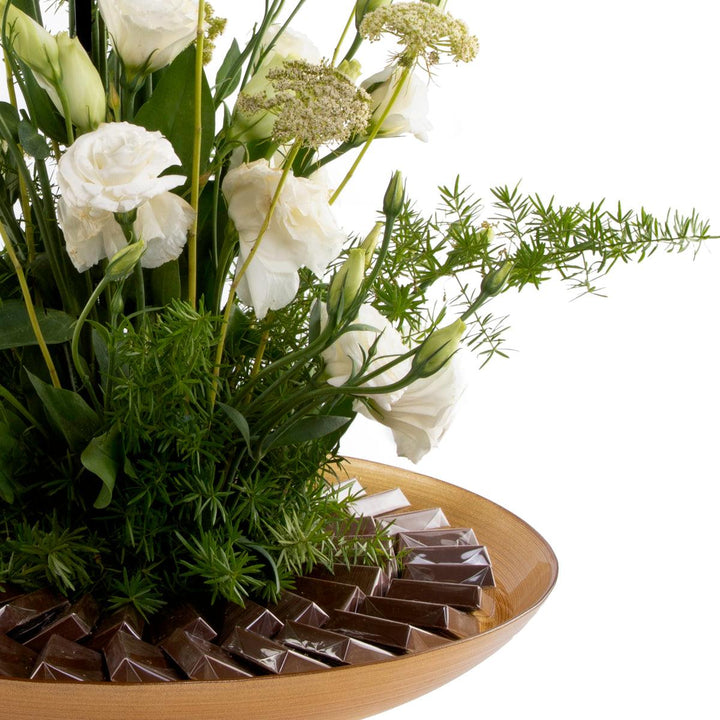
<box><xmin>148</xmin><ymin>602</ymin><xmax>216</xmax><ymax>645</ymax></box>
<box><xmin>307</xmin><ymin>564</ymin><xmax>391</xmax><ymax>597</ymax></box>
<box><xmin>294</xmin><ymin>576</ymin><xmax>367</xmax><ymax>612</ymax></box>
<box><xmin>404</xmin><ymin>545</ymin><xmax>491</xmax><ymax>566</ymax></box>
<box><xmin>0</xmin><ymin>633</ymin><xmax>37</xmax><ymax>678</ymax></box>
<box><xmin>1</xmin><ymin>589</ymin><xmax>69</xmax><ymax>636</ymax></box>
<box><xmin>221</xmin><ymin>600</ymin><xmax>283</xmax><ymax>640</ymax></box>
<box><xmin>221</xmin><ymin>627</ymin><xmax>329</xmax><ymax>674</ymax></box>
<box><xmin>104</xmin><ymin>631</ymin><xmax>180</xmax><ymax>682</ymax></box>
<box><xmin>85</xmin><ymin>606</ymin><xmax>145</xmax><ymax>650</ymax></box>
<box><xmin>21</xmin><ymin>594</ymin><xmax>99</xmax><ymax>652</ymax></box>
<box><xmin>276</xmin><ymin>620</ymin><xmax>395</xmax><ymax>666</ymax></box>
<box><xmin>30</xmin><ymin>634</ymin><xmax>104</xmax><ymax>682</ymax></box>
<box><xmin>386</xmin><ymin>578</ymin><xmax>484</xmax><ymax>610</ymax></box>
<box><xmin>325</xmin><ymin>610</ymin><xmax>450</xmax><ymax>653</ymax></box>
<box><xmin>402</xmin><ymin>562</ymin><xmax>495</xmax><ymax>587</ymax></box>
<box><xmin>363</xmin><ymin>596</ymin><xmax>480</xmax><ymax>639</ymax></box>
<box><xmin>160</xmin><ymin>629</ymin><xmax>254</xmax><ymax>680</ymax></box>
<box><xmin>396</xmin><ymin>527</ymin><xmax>479</xmax><ymax>550</ymax></box>
<box><xmin>267</xmin><ymin>591</ymin><xmax>330</xmax><ymax>627</ymax></box>
<box><xmin>378</xmin><ymin>508</ymin><xmax>450</xmax><ymax>535</ymax></box>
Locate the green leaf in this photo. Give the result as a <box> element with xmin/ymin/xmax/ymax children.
<box><xmin>0</xmin><ymin>423</ymin><xmax>19</xmax><ymax>504</ymax></box>
<box><xmin>0</xmin><ymin>102</ymin><xmax>19</xmax><ymax>142</ymax></box>
<box><xmin>18</xmin><ymin>119</ymin><xmax>51</xmax><ymax>160</ymax></box>
<box><xmin>214</xmin><ymin>38</ymin><xmax>244</xmax><ymax>107</ymax></box>
<box><xmin>135</xmin><ymin>46</ymin><xmax>215</xmax><ymax>178</ymax></box>
<box><xmin>218</xmin><ymin>402</ymin><xmax>252</xmax><ymax>449</ymax></box>
<box><xmin>26</xmin><ymin>370</ymin><xmax>99</xmax><ymax>451</ymax></box>
<box><xmin>267</xmin><ymin>415</ymin><xmax>352</xmax><ymax>451</ymax></box>
<box><xmin>149</xmin><ymin>260</ymin><xmax>181</xmax><ymax>306</ymax></box>
<box><xmin>0</xmin><ymin>300</ymin><xmax>76</xmax><ymax>350</ymax></box>
<box><xmin>81</xmin><ymin>425</ymin><xmax>123</xmax><ymax>509</ymax></box>
<box><xmin>17</xmin><ymin>66</ymin><xmax>67</xmax><ymax>143</ymax></box>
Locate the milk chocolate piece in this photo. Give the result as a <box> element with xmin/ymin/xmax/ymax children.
<box><xmin>404</xmin><ymin>545</ymin><xmax>491</xmax><ymax>566</ymax></box>
<box><xmin>396</xmin><ymin>527</ymin><xmax>479</xmax><ymax>550</ymax></box>
<box><xmin>22</xmin><ymin>594</ymin><xmax>99</xmax><ymax>652</ymax></box>
<box><xmin>149</xmin><ymin>602</ymin><xmax>216</xmax><ymax>645</ymax></box>
<box><xmin>86</xmin><ymin>606</ymin><xmax>145</xmax><ymax>650</ymax></box>
<box><xmin>30</xmin><ymin>634</ymin><xmax>104</xmax><ymax>682</ymax></box>
<box><xmin>105</xmin><ymin>631</ymin><xmax>180</xmax><ymax>682</ymax></box>
<box><xmin>378</xmin><ymin>508</ymin><xmax>450</xmax><ymax>535</ymax></box>
<box><xmin>276</xmin><ymin>620</ymin><xmax>395</xmax><ymax>666</ymax></box>
<box><xmin>402</xmin><ymin>562</ymin><xmax>495</xmax><ymax>586</ymax></box>
<box><xmin>161</xmin><ymin>629</ymin><xmax>254</xmax><ymax>680</ymax></box>
<box><xmin>221</xmin><ymin>627</ymin><xmax>329</xmax><ymax>674</ymax></box>
<box><xmin>294</xmin><ymin>576</ymin><xmax>366</xmax><ymax>612</ymax></box>
<box><xmin>308</xmin><ymin>564</ymin><xmax>390</xmax><ymax>596</ymax></box>
<box><xmin>267</xmin><ymin>591</ymin><xmax>330</xmax><ymax>627</ymax></box>
<box><xmin>221</xmin><ymin>600</ymin><xmax>283</xmax><ymax>639</ymax></box>
<box><xmin>325</xmin><ymin>610</ymin><xmax>449</xmax><ymax>653</ymax></box>
<box><xmin>0</xmin><ymin>634</ymin><xmax>37</xmax><ymax>678</ymax></box>
<box><xmin>349</xmin><ymin>489</ymin><xmax>410</xmax><ymax>517</ymax></box>
<box><xmin>1</xmin><ymin>589</ymin><xmax>69</xmax><ymax>635</ymax></box>
<box><xmin>386</xmin><ymin>578</ymin><xmax>484</xmax><ymax>610</ymax></box>
<box><xmin>363</xmin><ymin>596</ymin><xmax>480</xmax><ymax>639</ymax></box>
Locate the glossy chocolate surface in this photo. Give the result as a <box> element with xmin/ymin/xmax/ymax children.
<box><xmin>148</xmin><ymin>603</ymin><xmax>216</xmax><ymax>645</ymax></box>
<box><xmin>221</xmin><ymin>600</ymin><xmax>283</xmax><ymax>640</ymax></box>
<box><xmin>0</xmin><ymin>634</ymin><xmax>37</xmax><ymax>678</ymax></box>
<box><xmin>161</xmin><ymin>629</ymin><xmax>254</xmax><ymax>680</ymax></box>
<box><xmin>402</xmin><ymin>562</ymin><xmax>495</xmax><ymax>586</ymax></box>
<box><xmin>386</xmin><ymin>578</ymin><xmax>484</xmax><ymax>610</ymax></box>
<box><xmin>378</xmin><ymin>508</ymin><xmax>450</xmax><ymax>535</ymax></box>
<box><xmin>396</xmin><ymin>527</ymin><xmax>479</xmax><ymax>550</ymax></box>
<box><xmin>0</xmin><ymin>589</ymin><xmax>69</xmax><ymax>636</ymax></box>
<box><xmin>30</xmin><ymin>634</ymin><xmax>104</xmax><ymax>682</ymax></box>
<box><xmin>307</xmin><ymin>564</ymin><xmax>390</xmax><ymax>597</ymax></box>
<box><xmin>21</xmin><ymin>594</ymin><xmax>99</xmax><ymax>652</ymax></box>
<box><xmin>267</xmin><ymin>591</ymin><xmax>330</xmax><ymax>627</ymax></box>
<box><xmin>105</xmin><ymin>631</ymin><xmax>180</xmax><ymax>682</ymax></box>
<box><xmin>85</xmin><ymin>606</ymin><xmax>145</xmax><ymax>651</ymax></box>
<box><xmin>404</xmin><ymin>545</ymin><xmax>492</xmax><ymax>566</ymax></box>
<box><xmin>294</xmin><ymin>576</ymin><xmax>367</xmax><ymax>612</ymax></box>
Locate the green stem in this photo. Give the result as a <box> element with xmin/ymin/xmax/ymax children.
<box><xmin>0</xmin><ymin>383</ymin><xmax>47</xmax><ymax>435</ymax></box>
<box><xmin>188</xmin><ymin>0</ymin><xmax>206</xmax><ymax>310</ymax></box>
<box><xmin>331</xmin><ymin>6</ymin><xmax>355</xmax><ymax>66</ymax></box>
<box><xmin>71</xmin><ymin>277</ymin><xmax>108</xmax><ymax>405</ymax></box>
<box><xmin>330</xmin><ymin>65</ymin><xmax>411</xmax><ymax>205</ymax></box>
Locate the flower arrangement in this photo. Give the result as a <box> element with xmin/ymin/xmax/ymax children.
<box><xmin>0</xmin><ymin>0</ymin><xmax>712</xmax><ymax>623</ymax></box>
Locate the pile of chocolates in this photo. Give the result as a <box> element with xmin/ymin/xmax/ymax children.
<box><xmin>0</xmin><ymin>480</ymin><xmax>495</xmax><ymax>682</ymax></box>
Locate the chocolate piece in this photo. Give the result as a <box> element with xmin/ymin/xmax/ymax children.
<box><xmin>161</xmin><ymin>629</ymin><xmax>254</xmax><ymax>680</ymax></box>
<box><xmin>276</xmin><ymin>620</ymin><xmax>395</xmax><ymax>666</ymax></box>
<box><xmin>325</xmin><ymin>610</ymin><xmax>449</xmax><ymax>653</ymax></box>
<box><xmin>308</xmin><ymin>564</ymin><xmax>390</xmax><ymax>597</ymax></box>
<box><xmin>348</xmin><ymin>489</ymin><xmax>410</xmax><ymax>517</ymax></box>
<box><xmin>0</xmin><ymin>584</ymin><xmax>24</xmax><ymax>604</ymax></box>
<box><xmin>0</xmin><ymin>634</ymin><xmax>37</xmax><ymax>678</ymax></box>
<box><xmin>221</xmin><ymin>600</ymin><xmax>283</xmax><ymax>640</ymax></box>
<box><xmin>221</xmin><ymin>627</ymin><xmax>329</xmax><ymax>674</ymax></box>
<box><xmin>294</xmin><ymin>576</ymin><xmax>366</xmax><ymax>612</ymax></box>
<box><xmin>30</xmin><ymin>634</ymin><xmax>104</xmax><ymax>682</ymax></box>
<box><xmin>396</xmin><ymin>527</ymin><xmax>479</xmax><ymax>550</ymax></box>
<box><xmin>105</xmin><ymin>631</ymin><xmax>180</xmax><ymax>682</ymax></box>
<box><xmin>386</xmin><ymin>578</ymin><xmax>484</xmax><ymax>611</ymax></box>
<box><xmin>335</xmin><ymin>516</ymin><xmax>377</xmax><ymax>536</ymax></box>
<box><xmin>325</xmin><ymin>477</ymin><xmax>366</xmax><ymax>501</ymax></box>
<box><xmin>402</xmin><ymin>562</ymin><xmax>495</xmax><ymax>587</ymax></box>
<box><xmin>1</xmin><ymin>589</ymin><xmax>69</xmax><ymax>636</ymax></box>
<box><xmin>21</xmin><ymin>594</ymin><xmax>99</xmax><ymax>652</ymax></box>
<box><xmin>267</xmin><ymin>591</ymin><xmax>330</xmax><ymax>627</ymax></box>
<box><xmin>148</xmin><ymin>603</ymin><xmax>216</xmax><ymax>645</ymax></box>
<box><xmin>363</xmin><ymin>596</ymin><xmax>480</xmax><ymax>639</ymax></box>
<box><xmin>86</xmin><ymin>606</ymin><xmax>145</xmax><ymax>650</ymax></box>
<box><xmin>404</xmin><ymin>545</ymin><xmax>491</xmax><ymax>566</ymax></box>
<box><xmin>379</xmin><ymin>508</ymin><xmax>450</xmax><ymax>535</ymax></box>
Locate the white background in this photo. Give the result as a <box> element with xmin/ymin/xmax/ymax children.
<box><xmin>211</xmin><ymin>2</ymin><xmax>720</xmax><ymax>719</ymax></box>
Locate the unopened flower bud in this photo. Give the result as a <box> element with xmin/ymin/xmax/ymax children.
<box><xmin>355</xmin><ymin>0</ymin><xmax>392</xmax><ymax>29</ymax></box>
<box><xmin>361</xmin><ymin>222</ymin><xmax>383</xmax><ymax>268</ymax></box>
<box><xmin>106</xmin><ymin>240</ymin><xmax>145</xmax><ymax>281</ymax></box>
<box><xmin>337</xmin><ymin>59</ymin><xmax>362</xmax><ymax>82</ymax></box>
<box><xmin>383</xmin><ymin>171</ymin><xmax>405</xmax><ymax>217</ymax></box>
<box><xmin>328</xmin><ymin>248</ymin><xmax>365</xmax><ymax>313</ymax></box>
<box><xmin>413</xmin><ymin>318</ymin><xmax>465</xmax><ymax>376</ymax></box>
<box><xmin>481</xmin><ymin>258</ymin><xmax>513</xmax><ymax>298</ymax></box>
<box><xmin>2</xmin><ymin>4</ymin><xmax>60</xmax><ymax>81</ymax></box>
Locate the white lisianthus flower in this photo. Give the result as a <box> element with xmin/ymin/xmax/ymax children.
<box><xmin>58</xmin><ymin>192</ymin><xmax>194</xmax><ymax>272</ymax></box>
<box><xmin>57</xmin><ymin>122</ymin><xmax>185</xmax><ymax>214</ymax></box>
<box><xmin>362</xmin><ymin>66</ymin><xmax>432</xmax><ymax>142</ymax></box>
<box><xmin>321</xmin><ymin>304</ymin><xmax>411</xmax><ymax>412</ymax></box>
<box><xmin>362</xmin><ymin>355</ymin><xmax>466</xmax><ymax>463</ymax></box>
<box><xmin>222</xmin><ymin>159</ymin><xmax>345</xmax><ymax>319</ymax></box>
<box><xmin>97</xmin><ymin>0</ymin><xmax>198</xmax><ymax>76</ymax></box>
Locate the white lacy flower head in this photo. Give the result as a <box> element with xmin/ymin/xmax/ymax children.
<box><xmin>361</xmin><ymin>353</ymin><xmax>466</xmax><ymax>462</ymax></box>
<box><xmin>222</xmin><ymin>159</ymin><xmax>345</xmax><ymax>319</ymax></box>
<box><xmin>58</xmin><ymin>192</ymin><xmax>194</xmax><ymax>272</ymax></box>
<box><xmin>321</xmin><ymin>303</ymin><xmax>412</xmax><ymax>412</ymax></box>
<box><xmin>97</xmin><ymin>0</ymin><xmax>198</xmax><ymax>76</ymax></box>
<box><xmin>362</xmin><ymin>65</ymin><xmax>432</xmax><ymax>142</ymax></box>
<box><xmin>57</xmin><ymin>122</ymin><xmax>185</xmax><ymax>214</ymax></box>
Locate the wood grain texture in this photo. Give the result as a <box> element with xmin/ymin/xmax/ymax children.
<box><xmin>0</xmin><ymin>458</ymin><xmax>558</xmax><ymax>719</ymax></box>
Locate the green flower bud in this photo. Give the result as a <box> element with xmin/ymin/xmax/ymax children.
<box><xmin>106</xmin><ymin>240</ymin><xmax>145</xmax><ymax>281</ymax></box>
<box><xmin>481</xmin><ymin>258</ymin><xmax>513</xmax><ymax>298</ymax></box>
<box><xmin>328</xmin><ymin>248</ymin><xmax>365</xmax><ymax>313</ymax></box>
<box><xmin>361</xmin><ymin>221</ymin><xmax>383</xmax><ymax>268</ymax></box>
<box><xmin>413</xmin><ymin>318</ymin><xmax>465</xmax><ymax>376</ymax></box>
<box><xmin>337</xmin><ymin>59</ymin><xmax>362</xmax><ymax>83</ymax></box>
<box><xmin>1</xmin><ymin>3</ymin><xmax>60</xmax><ymax>81</ymax></box>
<box><xmin>355</xmin><ymin>0</ymin><xmax>393</xmax><ymax>29</ymax></box>
<box><xmin>383</xmin><ymin>171</ymin><xmax>405</xmax><ymax>217</ymax></box>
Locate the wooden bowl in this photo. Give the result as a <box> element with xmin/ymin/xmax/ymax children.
<box><xmin>0</xmin><ymin>459</ymin><xmax>558</xmax><ymax>719</ymax></box>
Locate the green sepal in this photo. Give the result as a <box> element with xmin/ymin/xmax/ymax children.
<box><xmin>81</xmin><ymin>424</ymin><xmax>123</xmax><ymax>509</ymax></box>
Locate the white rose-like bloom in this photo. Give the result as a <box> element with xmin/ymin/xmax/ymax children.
<box><xmin>363</xmin><ymin>355</ymin><xmax>466</xmax><ymax>463</ymax></box>
<box><xmin>58</xmin><ymin>192</ymin><xmax>194</xmax><ymax>272</ymax></box>
<box><xmin>262</xmin><ymin>24</ymin><xmax>321</xmax><ymax>65</ymax></box>
<box><xmin>362</xmin><ymin>66</ymin><xmax>432</xmax><ymax>142</ymax></box>
<box><xmin>57</xmin><ymin>122</ymin><xmax>185</xmax><ymax>214</ymax></box>
<box><xmin>223</xmin><ymin>159</ymin><xmax>345</xmax><ymax>319</ymax></box>
<box><xmin>321</xmin><ymin>304</ymin><xmax>412</xmax><ymax>412</ymax></box>
<box><xmin>98</xmin><ymin>0</ymin><xmax>198</xmax><ymax>75</ymax></box>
